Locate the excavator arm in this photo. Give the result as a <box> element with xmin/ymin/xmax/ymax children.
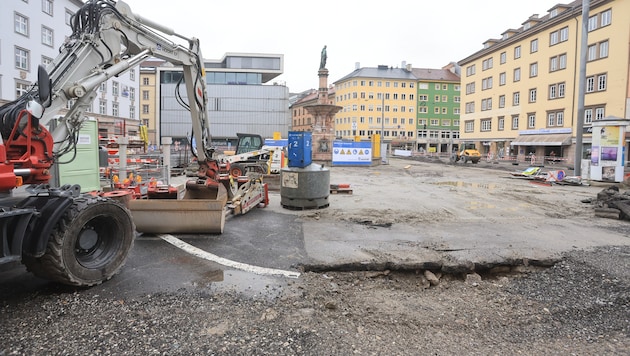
<box><xmin>0</xmin><ymin>0</ymin><xmax>219</xmax><ymax>192</ymax></box>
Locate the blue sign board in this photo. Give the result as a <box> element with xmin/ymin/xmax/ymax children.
<box><xmin>332</xmin><ymin>141</ymin><xmax>372</xmax><ymax>166</ymax></box>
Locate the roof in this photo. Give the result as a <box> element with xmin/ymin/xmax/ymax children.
<box><xmin>411</xmin><ymin>68</ymin><xmax>460</xmax><ymax>82</ymax></box>
<box><xmin>334</xmin><ymin>67</ymin><xmax>417</xmax><ymax>84</ymax></box>
<box><xmin>458</xmin><ymin>0</ymin><xmax>587</xmax><ymax>65</ymax></box>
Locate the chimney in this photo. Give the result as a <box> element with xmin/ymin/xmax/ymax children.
<box><xmin>355</xmin><ymin>62</ymin><xmax>360</xmax><ymax>70</ymax></box>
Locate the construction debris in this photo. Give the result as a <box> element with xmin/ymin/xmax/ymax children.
<box><xmin>507</xmin><ymin>166</ymin><xmax>586</xmax><ymax>186</ymax></box>
<box><xmin>583</xmin><ymin>185</ymin><xmax>630</xmax><ymax>220</ymax></box>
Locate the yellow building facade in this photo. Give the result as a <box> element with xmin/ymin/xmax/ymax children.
<box><xmin>139</xmin><ymin>61</ymin><xmax>160</xmax><ymax>148</ymax></box>
<box><xmin>333</xmin><ymin>66</ymin><xmax>418</xmax><ymax>147</ymax></box>
<box><xmin>458</xmin><ymin>0</ymin><xmax>629</xmax><ymax>165</ymax></box>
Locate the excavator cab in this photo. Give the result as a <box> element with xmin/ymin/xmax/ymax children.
<box><xmin>235</xmin><ymin>133</ymin><xmax>264</xmax><ymax>155</ymax></box>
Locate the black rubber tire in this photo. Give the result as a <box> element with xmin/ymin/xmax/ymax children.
<box><xmin>461</xmin><ymin>156</ymin><xmax>467</xmax><ymax>164</ymax></box>
<box><xmin>23</xmin><ymin>196</ymin><xmax>135</xmax><ymax>287</ymax></box>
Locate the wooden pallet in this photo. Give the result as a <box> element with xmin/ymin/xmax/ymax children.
<box><xmin>330</xmin><ymin>185</ymin><xmax>353</xmax><ymax>195</ymax></box>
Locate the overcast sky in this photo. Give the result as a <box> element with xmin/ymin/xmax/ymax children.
<box><xmin>122</xmin><ymin>0</ymin><xmax>561</xmax><ymax>92</ymax></box>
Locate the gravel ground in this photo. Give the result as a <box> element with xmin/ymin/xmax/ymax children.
<box><xmin>2</xmin><ymin>158</ymin><xmax>629</xmax><ymax>355</ymax></box>
<box><xmin>1</xmin><ymin>245</ymin><xmax>629</xmax><ymax>355</ymax></box>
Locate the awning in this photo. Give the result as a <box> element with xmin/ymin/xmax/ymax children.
<box><xmin>510</xmin><ymin>134</ymin><xmax>572</xmax><ymax>146</ymax></box>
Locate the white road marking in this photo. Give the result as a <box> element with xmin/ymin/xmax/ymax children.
<box><xmin>158</xmin><ymin>234</ymin><xmax>301</xmax><ymax>279</ymax></box>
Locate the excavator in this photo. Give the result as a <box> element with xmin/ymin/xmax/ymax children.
<box><xmin>0</xmin><ymin>0</ymin><xmax>250</xmax><ymax>286</ymax></box>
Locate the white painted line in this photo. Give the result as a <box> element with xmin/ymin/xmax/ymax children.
<box><xmin>158</xmin><ymin>234</ymin><xmax>301</xmax><ymax>279</ymax></box>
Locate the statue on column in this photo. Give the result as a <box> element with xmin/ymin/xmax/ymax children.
<box><xmin>319</xmin><ymin>45</ymin><xmax>327</xmax><ymax>69</ymax></box>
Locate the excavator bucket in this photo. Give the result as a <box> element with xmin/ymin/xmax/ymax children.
<box><xmin>129</xmin><ymin>181</ymin><xmax>228</xmax><ymax>234</ymax></box>
<box><xmin>183</xmin><ymin>180</ymin><xmax>227</xmax><ymax>200</ymax></box>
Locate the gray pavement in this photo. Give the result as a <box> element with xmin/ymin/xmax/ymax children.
<box><xmin>167</xmin><ymin>157</ymin><xmax>630</xmax><ymax>275</ymax></box>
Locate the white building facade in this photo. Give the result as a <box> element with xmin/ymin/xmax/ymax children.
<box><xmin>1</xmin><ymin>0</ymin><xmax>140</xmax><ymax>140</ymax></box>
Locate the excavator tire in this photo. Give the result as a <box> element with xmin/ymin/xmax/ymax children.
<box><xmin>23</xmin><ymin>196</ymin><xmax>134</xmax><ymax>287</ymax></box>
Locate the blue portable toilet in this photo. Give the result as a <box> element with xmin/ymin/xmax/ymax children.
<box><xmin>288</xmin><ymin>131</ymin><xmax>312</xmax><ymax>168</ymax></box>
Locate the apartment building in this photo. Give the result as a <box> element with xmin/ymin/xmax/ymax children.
<box><xmin>412</xmin><ymin>66</ymin><xmax>461</xmax><ymax>153</ymax></box>
<box><xmin>1</xmin><ymin>0</ymin><xmax>141</xmax><ymax>144</ymax></box>
<box><xmin>458</xmin><ymin>0</ymin><xmax>629</xmax><ymax>164</ymax></box>
<box><xmin>333</xmin><ymin>64</ymin><xmax>419</xmax><ymax>147</ymax></box>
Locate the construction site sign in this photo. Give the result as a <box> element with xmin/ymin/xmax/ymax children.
<box><xmin>332</xmin><ymin>141</ymin><xmax>372</xmax><ymax>166</ymax></box>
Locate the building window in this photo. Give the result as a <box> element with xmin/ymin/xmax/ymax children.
<box><xmin>15</xmin><ymin>13</ymin><xmax>29</xmax><ymax>36</ymax></box>
<box><xmin>499</xmin><ymin>72</ymin><xmax>506</xmax><ymax>86</ymax></box>
<box><xmin>598</xmin><ymin>74</ymin><xmax>607</xmax><ymax>91</ymax></box>
<box><xmin>499</xmin><ymin>95</ymin><xmax>505</xmax><ymax>108</ymax></box>
<box><xmin>41</xmin><ymin>26</ymin><xmax>53</xmax><ymax>47</ymax></box>
<box><xmin>595</xmin><ymin>107</ymin><xmax>605</xmax><ymax>120</ymax></box>
<box><xmin>552</xmin><ymin>83</ymin><xmax>565</xmax><ymax>99</ymax></box>
<box><xmin>42</xmin><ymin>55</ymin><xmax>53</xmax><ymax>67</ymax></box>
<box><xmin>15</xmin><ymin>47</ymin><xmax>29</xmax><ymax>70</ymax></box>
<box><xmin>99</xmin><ymin>100</ymin><xmax>107</xmax><ymax>115</ymax></box>
<box><xmin>112</xmin><ymin>81</ymin><xmax>119</xmax><ymax>96</ymax></box>
<box><xmin>559</xmin><ymin>27</ymin><xmax>569</xmax><ymax>42</ymax></box>
<box><xmin>65</xmin><ymin>9</ymin><xmax>73</xmax><ymax>25</ymax></box>
<box><xmin>513</xmin><ymin>92</ymin><xmax>520</xmax><ymax>106</ymax></box>
<box><xmin>16</xmin><ymin>81</ymin><xmax>30</xmax><ymax>99</ymax></box>
<box><xmin>442</xmin><ymin>84</ymin><xmax>448</xmax><ymax>90</ymax></box>
<box><xmin>588</xmin><ymin>40</ymin><xmax>609</xmax><ymax>61</ymax></box>
<box><xmin>142</xmin><ymin>104</ymin><xmax>149</xmax><ymax>114</ymax></box>
<box><xmin>557</xmin><ymin>112</ymin><xmax>564</xmax><ymax>126</ymax></box>
<box><xmin>465</xmin><ymin>83</ymin><xmax>474</xmax><ymax>94</ymax></box>
<box><xmin>466</xmin><ymin>64</ymin><xmax>476</xmax><ymax>76</ymax></box>
<box><xmin>599</xmin><ymin>40</ymin><xmax>609</xmax><ymax>58</ymax></box>
<box><xmin>500</xmin><ymin>51</ymin><xmax>507</xmax><ymax>64</ymax></box>
<box><xmin>42</xmin><ymin>0</ymin><xmax>53</xmax><ymax>16</ymax></box>
<box><xmin>513</xmin><ymin>67</ymin><xmax>521</xmax><ymax>82</ymax></box>
<box><xmin>142</xmin><ymin>90</ymin><xmax>149</xmax><ymax>100</ymax></box>
<box><xmin>511</xmin><ymin>115</ymin><xmax>519</xmax><ymax>130</ymax></box>
<box><xmin>588</xmin><ymin>15</ymin><xmax>598</xmax><ymax>31</ymax></box>
<box><xmin>435</xmin><ymin>83</ymin><xmax>441</xmax><ymax>90</ymax></box>
<box><xmin>530</xmin><ymin>39</ymin><xmax>538</xmax><ymax>53</ymax></box>
<box><xmin>482</xmin><ymin>77</ymin><xmax>493</xmax><ymax>90</ymax></box>
<box><xmin>129</xmin><ymin>105</ymin><xmax>135</xmax><ymax>119</ymax></box>
<box><xmin>587</xmin><ymin>74</ymin><xmax>607</xmax><ymax>92</ymax></box>
<box><xmin>600</xmin><ymin>9</ymin><xmax>612</xmax><ymax>27</ymax></box>
<box><xmin>514</xmin><ymin>46</ymin><xmax>521</xmax><ymax>59</ymax></box>
<box><xmin>481</xmin><ymin>119</ymin><xmax>492</xmax><ymax>132</ymax></box>
<box><xmin>529</xmin><ymin>62</ymin><xmax>538</xmax><ymax>77</ymax></box>
<box><xmin>129</xmin><ymin>87</ymin><xmax>135</xmax><ymax>101</ymax></box>
<box><xmin>129</xmin><ymin>70</ymin><xmax>135</xmax><ymax>81</ymax></box>
<box><xmin>498</xmin><ymin>116</ymin><xmax>505</xmax><ymax>131</ymax></box>
<box><xmin>547</xmin><ymin>113</ymin><xmax>556</xmax><ymax>126</ymax></box>
<box><xmin>481</xmin><ymin>98</ymin><xmax>492</xmax><ymax>111</ymax></box>
<box><xmin>465</xmin><ymin>120</ymin><xmax>474</xmax><ymax>133</ymax></box>
<box><xmin>142</xmin><ymin>77</ymin><xmax>149</xmax><ymax>85</ymax></box>
<box><xmin>482</xmin><ymin>57</ymin><xmax>493</xmax><ymax>70</ymax></box>
<box><xmin>584</xmin><ymin>109</ymin><xmax>593</xmax><ymax>124</ymax></box>
<box><xmin>529</xmin><ymin>88</ymin><xmax>537</xmax><ymax>103</ymax></box>
<box><xmin>549</xmin><ymin>53</ymin><xmax>567</xmax><ymax>72</ymax></box>
<box><xmin>528</xmin><ymin>114</ymin><xmax>536</xmax><ymax>128</ymax></box>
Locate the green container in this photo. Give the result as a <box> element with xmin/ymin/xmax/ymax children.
<box><xmin>57</xmin><ymin>119</ymin><xmax>100</xmax><ymax>192</ymax></box>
